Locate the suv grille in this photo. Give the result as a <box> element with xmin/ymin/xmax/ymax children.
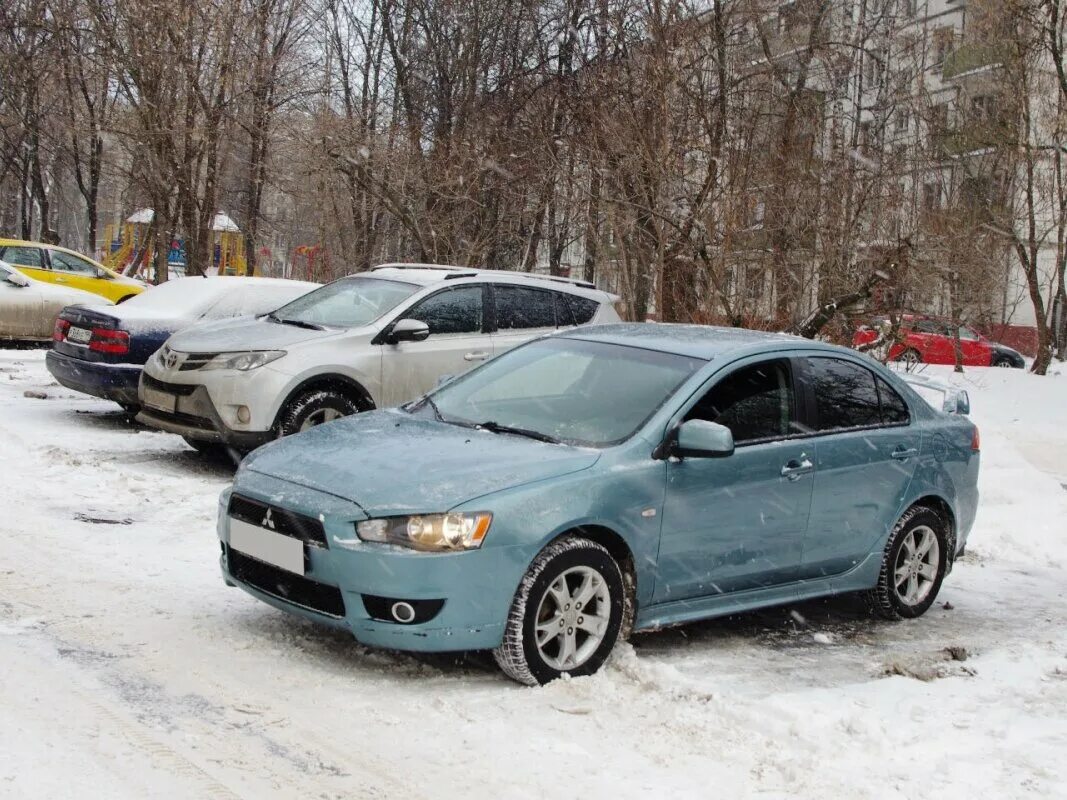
<box><xmin>141</xmin><ymin>372</ymin><xmax>197</xmax><ymax>396</ymax></box>
<box><xmin>228</xmin><ymin>494</ymin><xmax>328</xmax><ymax>547</ymax></box>
<box><xmin>179</xmin><ymin>352</ymin><xmax>221</xmax><ymax>371</ymax></box>
<box><xmin>228</xmin><ymin>549</ymin><xmax>344</xmax><ymax>618</ymax></box>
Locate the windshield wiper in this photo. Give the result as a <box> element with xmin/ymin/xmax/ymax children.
<box><xmin>267</xmin><ymin>313</ymin><xmax>326</xmax><ymax>331</ymax></box>
<box><xmin>407</xmin><ymin>394</ymin><xmax>444</xmax><ymax>421</ymax></box>
<box><xmin>475</xmin><ymin>421</ymin><xmax>560</xmax><ymax>444</ymax></box>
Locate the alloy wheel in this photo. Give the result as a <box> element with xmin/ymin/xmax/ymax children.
<box><xmin>534</xmin><ymin>566</ymin><xmax>611</xmax><ymax>671</ymax></box>
<box><xmin>300</xmin><ymin>407</ymin><xmax>343</xmax><ymax>431</ymax></box>
<box><xmin>893</xmin><ymin>525</ymin><xmax>940</xmax><ymax>607</ymax></box>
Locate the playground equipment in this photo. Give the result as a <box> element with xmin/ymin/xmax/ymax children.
<box><xmin>101</xmin><ymin>210</ymin><xmax>248</xmax><ymax>277</ymax></box>
<box><xmin>292</xmin><ymin>244</ymin><xmax>331</xmax><ymax>283</ymax></box>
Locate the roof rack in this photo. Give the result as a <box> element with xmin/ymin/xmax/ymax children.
<box><xmin>371</xmin><ymin>262</ymin><xmax>600</xmax><ymax>291</ymax></box>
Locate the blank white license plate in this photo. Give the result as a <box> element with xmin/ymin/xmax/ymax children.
<box><xmin>67</xmin><ymin>326</ymin><xmax>92</xmax><ymax>344</ymax></box>
<box><xmin>142</xmin><ymin>386</ymin><xmax>176</xmax><ymax>413</ymax></box>
<box><xmin>229</xmin><ymin>518</ymin><xmax>305</xmax><ymax>575</ymax></box>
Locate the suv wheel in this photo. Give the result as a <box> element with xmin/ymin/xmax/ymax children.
<box><xmin>866</xmin><ymin>506</ymin><xmax>948</xmax><ymax>620</ymax></box>
<box><xmin>898</xmin><ymin>348</ymin><xmax>921</xmax><ymax>370</ymax></box>
<box><xmin>277</xmin><ymin>389</ymin><xmax>361</xmax><ymax>437</ymax></box>
<box><xmin>493</xmin><ymin>536</ymin><xmax>626</xmax><ymax>685</ymax></box>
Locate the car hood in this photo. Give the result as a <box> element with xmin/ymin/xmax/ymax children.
<box><xmin>165</xmin><ymin>315</ymin><xmax>341</xmax><ymax>352</ymax></box>
<box><xmin>241</xmin><ymin>410</ymin><xmax>601</xmax><ymax>516</ymax></box>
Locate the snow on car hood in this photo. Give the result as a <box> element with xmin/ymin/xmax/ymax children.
<box><xmin>164</xmin><ymin>315</ymin><xmax>336</xmax><ymax>352</ymax></box>
<box><xmin>241</xmin><ymin>409</ymin><xmax>601</xmax><ymax>516</ymax></box>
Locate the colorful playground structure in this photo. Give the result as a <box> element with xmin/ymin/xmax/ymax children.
<box><xmin>101</xmin><ymin>209</ymin><xmax>249</xmax><ymax>277</ymax></box>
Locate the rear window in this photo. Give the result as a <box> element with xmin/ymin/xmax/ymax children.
<box><xmin>494</xmin><ymin>285</ymin><xmax>557</xmax><ymax>329</ymax></box>
<box><xmin>120</xmin><ymin>278</ymin><xmax>231</xmax><ymax>312</ymax></box>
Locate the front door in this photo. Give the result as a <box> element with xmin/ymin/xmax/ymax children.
<box><xmin>654</xmin><ymin>357</ymin><xmax>814</xmax><ymax>603</ymax></box>
<box><xmin>379</xmin><ymin>284</ymin><xmax>489</xmax><ymax>406</ymax></box>
<box><xmin>798</xmin><ymin>356</ymin><xmax>921</xmax><ymax>579</ymax></box>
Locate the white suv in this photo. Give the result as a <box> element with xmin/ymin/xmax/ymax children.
<box><xmin>137</xmin><ymin>264</ymin><xmax>621</xmax><ymax>450</ymax></box>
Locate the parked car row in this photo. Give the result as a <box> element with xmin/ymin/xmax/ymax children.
<box><xmin>0</xmin><ymin>237</ymin><xmax>146</xmax><ymax>304</ymax></box>
<box><xmin>10</xmin><ymin>257</ymin><xmax>982</xmax><ymax>685</ymax></box>
<box><xmin>1</xmin><ymin>260</ymin><xmax>112</xmax><ymax>341</ymax></box>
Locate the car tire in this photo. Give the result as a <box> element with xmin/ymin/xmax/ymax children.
<box><xmin>992</xmin><ymin>357</ymin><xmax>1012</xmax><ymax>368</ymax></box>
<box><xmin>276</xmin><ymin>389</ymin><xmax>361</xmax><ymax>437</ymax></box>
<box><xmin>493</xmin><ymin>535</ymin><xmax>626</xmax><ymax>686</ymax></box>
<box><xmin>866</xmin><ymin>506</ymin><xmax>949</xmax><ymax>621</ymax></box>
<box><xmin>898</xmin><ymin>348</ymin><xmax>921</xmax><ymax>370</ymax></box>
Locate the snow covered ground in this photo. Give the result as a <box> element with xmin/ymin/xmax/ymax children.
<box><xmin>0</xmin><ymin>349</ymin><xmax>1065</xmax><ymax>799</ymax></box>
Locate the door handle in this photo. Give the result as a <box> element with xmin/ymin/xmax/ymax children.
<box><xmin>891</xmin><ymin>447</ymin><xmax>919</xmax><ymax>460</ymax></box>
<box><xmin>54</xmin><ymin>277</ymin><xmax>67</xmax><ymax>283</ymax></box>
<box><xmin>781</xmin><ymin>458</ymin><xmax>814</xmax><ymax>480</ymax></box>
<box><xmin>464</xmin><ymin>351</ymin><xmax>490</xmax><ymax>362</ymax></box>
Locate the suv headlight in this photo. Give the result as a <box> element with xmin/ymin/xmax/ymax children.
<box><xmin>201</xmin><ymin>350</ymin><xmax>286</xmax><ymax>371</ymax></box>
<box><xmin>355</xmin><ymin>512</ymin><xmax>492</xmax><ymax>552</ymax></box>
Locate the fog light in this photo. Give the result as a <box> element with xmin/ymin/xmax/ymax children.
<box><xmin>391</xmin><ymin>602</ymin><xmax>416</xmax><ymax>624</ymax></box>
<box><xmin>236</xmin><ymin>406</ymin><xmax>251</xmax><ymax>424</ymax></box>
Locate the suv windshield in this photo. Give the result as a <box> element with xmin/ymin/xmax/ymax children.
<box><xmin>418</xmin><ymin>337</ymin><xmax>706</xmax><ymax>447</ymax></box>
<box><xmin>269</xmin><ymin>276</ymin><xmax>417</xmax><ymax>328</ymax></box>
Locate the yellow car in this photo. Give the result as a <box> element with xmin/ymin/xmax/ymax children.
<box><xmin>0</xmin><ymin>238</ymin><xmax>146</xmax><ymax>303</ymax></box>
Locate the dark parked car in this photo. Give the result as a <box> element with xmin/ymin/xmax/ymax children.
<box><xmin>47</xmin><ymin>276</ymin><xmax>318</xmax><ymax>410</ymax></box>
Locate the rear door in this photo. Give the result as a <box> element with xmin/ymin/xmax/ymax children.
<box><xmin>957</xmin><ymin>325</ymin><xmax>992</xmax><ymax>366</ymax></box>
<box><xmin>378</xmin><ymin>284</ymin><xmax>489</xmax><ymax>406</ymax></box>
<box><xmin>654</xmin><ymin>356</ymin><xmax>814</xmax><ymax>602</ymax></box>
<box><xmin>488</xmin><ymin>284</ymin><xmax>561</xmax><ymax>356</ymax></box>
<box><xmin>0</xmin><ymin>268</ymin><xmax>45</xmax><ymax>338</ymax></box>
<box><xmin>798</xmin><ymin>356</ymin><xmax>921</xmax><ymax>579</ymax></box>
<box><xmin>0</xmin><ymin>245</ymin><xmax>51</xmax><ymax>285</ymax></box>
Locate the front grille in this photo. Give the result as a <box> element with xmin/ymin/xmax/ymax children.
<box><xmin>179</xmin><ymin>353</ymin><xmax>221</xmax><ymax>371</ymax></box>
<box><xmin>228</xmin><ymin>549</ymin><xmax>345</xmax><ymax>618</ymax></box>
<box><xmin>142</xmin><ymin>372</ymin><xmax>197</xmax><ymax>396</ymax></box>
<box><xmin>228</xmin><ymin>494</ymin><xmax>328</xmax><ymax>547</ymax></box>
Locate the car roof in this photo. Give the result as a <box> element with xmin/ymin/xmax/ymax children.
<box><xmin>558</xmin><ymin>322</ymin><xmax>848</xmax><ymax>360</ymax></box>
<box><xmin>365</xmin><ymin>263</ymin><xmax>618</xmax><ymax>300</ymax></box>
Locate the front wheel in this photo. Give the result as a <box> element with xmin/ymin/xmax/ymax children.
<box><xmin>898</xmin><ymin>348</ymin><xmax>922</xmax><ymax>370</ymax></box>
<box><xmin>276</xmin><ymin>389</ymin><xmax>361</xmax><ymax>437</ymax></box>
<box><xmin>866</xmin><ymin>506</ymin><xmax>949</xmax><ymax>620</ymax></box>
<box><xmin>493</xmin><ymin>536</ymin><xmax>626</xmax><ymax>685</ymax></box>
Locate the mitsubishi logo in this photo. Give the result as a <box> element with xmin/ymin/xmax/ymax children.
<box><xmin>262</xmin><ymin>509</ymin><xmax>276</xmax><ymax>530</ymax></box>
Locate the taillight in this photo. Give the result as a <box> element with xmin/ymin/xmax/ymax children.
<box><xmin>53</xmin><ymin>318</ymin><xmax>70</xmax><ymax>342</ymax></box>
<box><xmin>89</xmin><ymin>328</ymin><xmax>130</xmax><ymax>355</ymax></box>
<box><xmin>971</xmin><ymin>427</ymin><xmax>980</xmax><ymax>452</ymax></box>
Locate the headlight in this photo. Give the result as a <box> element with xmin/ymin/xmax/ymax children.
<box><xmin>355</xmin><ymin>512</ymin><xmax>492</xmax><ymax>552</ymax></box>
<box><xmin>200</xmin><ymin>350</ymin><xmax>286</xmax><ymax>371</ymax></box>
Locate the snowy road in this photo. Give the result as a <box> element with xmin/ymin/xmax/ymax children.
<box><xmin>1</xmin><ymin>349</ymin><xmax>1065</xmax><ymax>798</ymax></box>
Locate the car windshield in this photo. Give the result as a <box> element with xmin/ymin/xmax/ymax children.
<box><xmin>268</xmin><ymin>277</ymin><xmax>417</xmax><ymax>328</ymax></box>
<box><xmin>417</xmin><ymin>337</ymin><xmax>706</xmax><ymax>447</ymax></box>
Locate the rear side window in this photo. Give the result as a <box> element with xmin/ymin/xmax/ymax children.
<box><xmin>556</xmin><ymin>293</ymin><xmax>598</xmax><ymax>326</ymax></box>
<box><xmin>806</xmin><ymin>357</ymin><xmax>883</xmax><ymax>431</ymax></box>
<box><xmin>1</xmin><ymin>246</ymin><xmax>44</xmax><ymax>268</ymax></box>
<box><xmin>406</xmin><ymin>286</ymin><xmax>483</xmax><ymax>334</ymax></box>
<box><xmin>686</xmin><ymin>359</ymin><xmax>797</xmax><ymax>444</ymax></box>
<box><xmin>494</xmin><ymin>285</ymin><xmax>556</xmax><ymax>330</ymax></box>
<box><xmin>876</xmin><ymin>376</ymin><xmax>910</xmax><ymax>425</ymax></box>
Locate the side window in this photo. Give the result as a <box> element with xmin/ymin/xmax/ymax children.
<box><xmin>807</xmin><ymin>357</ymin><xmax>882</xmax><ymax>431</ymax></box>
<box><xmin>50</xmin><ymin>251</ymin><xmax>100</xmax><ymax>275</ymax></box>
<box><xmin>875</xmin><ymin>376</ymin><xmax>910</xmax><ymax>425</ymax></box>
<box><xmin>494</xmin><ymin>285</ymin><xmax>556</xmax><ymax>330</ymax></box>
<box><xmin>406</xmin><ymin>286</ymin><xmax>483</xmax><ymax>335</ymax></box>
<box><xmin>685</xmin><ymin>359</ymin><xmax>797</xmax><ymax>444</ymax></box>
<box><xmin>556</xmin><ymin>292</ymin><xmax>598</xmax><ymax>327</ymax></box>
<box><xmin>957</xmin><ymin>326</ymin><xmax>979</xmax><ymax>341</ymax></box>
<box><xmin>1</xmin><ymin>246</ymin><xmax>45</xmax><ymax>268</ymax></box>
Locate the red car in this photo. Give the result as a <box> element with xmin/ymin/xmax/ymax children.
<box><xmin>853</xmin><ymin>315</ymin><xmax>1025</xmax><ymax>368</ymax></box>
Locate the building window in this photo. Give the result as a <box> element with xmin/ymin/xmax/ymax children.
<box><xmin>971</xmin><ymin>94</ymin><xmax>996</xmax><ymax>122</ymax></box>
<box><xmin>864</xmin><ymin>48</ymin><xmax>887</xmax><ymax>87</ymax></box>
<box><xmin>922</xmin><ymin>182</ymin><xmax>941</xmax><ymax>211</ymax></box>
<box><xmin>933</xmin><ymin>27</ymin><xmax>954</xmax><ymax>66</ymax></box>
<box><xmin>895</xmin><ymin>109</ymin><xmax>910</xmax><ymax>133</ymax></box>
<box><xmin>899</xmin><ymin>0</ymin><xmax>916</xmax><ymax>17</ymax></box>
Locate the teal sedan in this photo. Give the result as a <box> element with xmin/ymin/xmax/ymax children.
<box><xmin>218</xmin><ymin>324</ymin><xmax>980</xmax><ymax>685</ymax></box>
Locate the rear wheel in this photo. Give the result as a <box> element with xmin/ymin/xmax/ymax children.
<box><xmin>866</xmin><ymin>506</ymin><xmax>948</xmax><ymax>620</ymax></box>
<box><xmin>992</xmin><ymin>356</ymin><xmax>1013</xmax><ymax>368</ymax></box>
<box><xmin>898</xmin><ymin>348</ymin><xmax>921</xmax><ymax>370</ymax></box>
<box><xmin>276</xmin><ymin>389</ymin><xmax>361</xmax><ymax>437</ymax></box>
<box><xmin>493</xmin><ymin>536</ymin><xmax>626</xmax><ymax>685</ymax></box>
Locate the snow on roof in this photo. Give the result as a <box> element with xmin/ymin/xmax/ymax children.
<box><xmin>124</xmin><ymin>208</ymin><xmax>241</xmax><ymax>233</ymax></box>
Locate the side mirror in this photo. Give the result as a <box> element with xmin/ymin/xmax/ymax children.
<box><xmin>3</xmin><ymin>270</ymin><xmax>30</xmax><ymax>287</ymax></box>
<box><xmin>388</xmin><ymin>318</ymin><xmax>430</xmax><ymax>344</ymax></box>
<box><xmin>434</xmin><ymin>373</ymin><xmax>456</xmax><ymax>389</ymax></box>
<box><xmin>946</xmin><ymin>389</ymin><xmax>970</xmax><ymax>415</ymax></box>
<box><xmin>672</xmin><ymin>419</ymin><xmax>735</xmax><ymax>458</ymax></box>
<box><xmin>95</xmin><ymin>268</ymin><xmax>112</xmax><ymax>280</ymax></box>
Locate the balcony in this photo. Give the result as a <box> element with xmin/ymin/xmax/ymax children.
<box><xmin>942</xmin><ymin>43</ymin><xmax>1005</xmax><ymax>80</ymax></box>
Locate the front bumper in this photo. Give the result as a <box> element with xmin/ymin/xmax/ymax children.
<box><xmin>135</xmin><ymin>373</ymin><xmax>274</xmax><ymax>450</ymax></box>
<box><xmin>216</xmin><ymin>479</ymin><xmax>523</xmax><ymax>652</ymax></box>
<box><xmin>46</xmin><ymin>349</ymin><xmax>142</xmax><ymax>405</ymax></box>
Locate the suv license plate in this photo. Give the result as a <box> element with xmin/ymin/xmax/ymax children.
<box><xmin>67</xmin><ymin>326</ymin><xmax>92</xmax><ymax>344</ymax></box>
<box><xmin>142</xmin><ymin>386</ymin><xmax>177</xmax><ymax>413</ymax></box>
